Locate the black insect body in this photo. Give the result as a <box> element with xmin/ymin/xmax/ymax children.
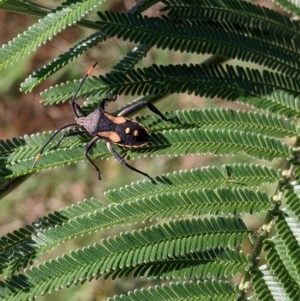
<box><xmin>33</xmin><ymin>62</ymin><xmax>174</xmax><ymax>183</ymax></box>
<box><xmin>76</xmin><ymin>107</ymin><xmax>150</xmax><ymax>148</ymax></box>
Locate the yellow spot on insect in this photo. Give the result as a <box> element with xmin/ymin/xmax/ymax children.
<box><xmin>134</xmin><ymin>130</ymin><xmax>139</xmax><ymax>137</ymax></box>
<box><xmin>125</xmin><ymin>127</ymin><xmax>131</xmax><ymax>134</ymax></box>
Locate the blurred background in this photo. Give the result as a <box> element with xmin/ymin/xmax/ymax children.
<box><xmin>0</xmin><ymin>0</ymin><xmax>283</xmax><ymax>300</ymax></box>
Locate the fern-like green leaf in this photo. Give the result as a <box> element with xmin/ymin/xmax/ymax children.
<box><xmin>0</xmin><ymin>198</ymin><xmax>104</xmax><ymax>275</ymax></box>
<box><xmin>41</xmin><ymin>74</ymin><xmax>108</xmax><ymax>104</ymax></box>
<box><xmin>124</xmin><ymin>187</ymin><xmax>271</xmax><ymax>216</ymax></box>
<box><xmin>19</xmin><ymin>0</ymin><xmax>160</xmax><ymax>92</ymax></box>
<box><xmin>41</xmin><ymin>64</ymin><xmax>300</xmax><ymax>119</ymax></box>
<box><xmin>112</xmin><ymin>44</ymin><xmax>151</xmax><ymax>73</ymax></box>
<box><xmin>107</xmin><ymin>280</ymin><xmax>238</xmax><ymax>301</ymax></box>
<box><xmin>0</xmin><ymin>131</ymin><xmax>108</xmax><ymax>179</ymax></box>
<box><xmin>132</xmin><ymin>249</ymin><xmax>250</xmax><ymax>280</ymax></box>
<box><xmin>275</xmin><ymin>0</ymin><xmax>300</xmax><ymax>18</ymax></box>
<box><xmin>99</xmin><ymin>64</ymin><xmax>300</xmax><ymax>115</ymax></box>
<box><xmin>285</xmin><ymin>190</ymin><xmax>300</xmax><ymax>219</ymax></box>
<box><xmin>0</xmin><ymin>219</ymin><xmax>251</xmax><ymax>301</ymax></box>
<box><xmin>96</xmin><ymin>11</ymin><xmax>300</xmax><ymax>78</ymax></box>
<box><xmin>162</xmin><ymin>0</ymin><xmax>300</xmax><ymax>40</ymax></box>
<box><xmin>1</xmin><ymin>187</ymin><xmax>263</xmax><ymax>275</ymax></box>
<box><xmin>3</xmin><ymin>128</ymin><xmax>291</xmax><ymax>177</ymax></box>
<box><xmin>274</xmin><ymin>215</ymin><xmax>300</xmax><ymax>284</ymax></box>
<box><xmin>0</xmin><ymin>108</ymin><xmax>291</xmax><ymax>180</ymax></box>
<box><xmin>137</xmin><ymin>108</ymin><xmax>298</xmax><ymax>138</ymax></box>
<box><xmin>294</xmin><ymin>165</ymin><xmax>300</xmax><ymax>180</ymax></box>
<box><xmin>105</xmin><ymin>164</ymin><xmax>280</xmax><ymax>203</ymax></box>
<box><xmin>264</xmin><ymin>239</ymin><xmax>300</xmax><ymax>300</ymax></box>
<box><xmin>0</xmin><ymin>0</ymin><xmax>107</xmax><ymax>70</ymax></box>
<box><xmin>139</xmin><ymin>128</ymin><xmax>291</xmax><ymax>161</ymax></box>
<box><xmin>20</xmin><ymin>31</ymin><xmax>107</xmax><ymax>93</ymax></box>
<box><xmin>252</xmin><ymin>269</ymin><xmax>286</xmax><ymax>301</ymax></box>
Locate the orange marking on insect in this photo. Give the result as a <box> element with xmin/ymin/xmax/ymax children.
<box><xmin>123</xmin><ymin>141</ymin><xmax>149</xmax><ymax>148</ymax></box>
<box><xmin>104</xmin><ymin>113</ymin><xmax>127</xmax><ymax>124</ymax></box>
<box><xmin>98</xmin><ymin>131</ymin><xmax>121</xmax><ymax>143</ymax></box>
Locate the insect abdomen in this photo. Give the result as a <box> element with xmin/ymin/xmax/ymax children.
<box><xmin>115</xmin><ymin>120</ymin><xmax>150</xmax><ymax>148</ymax></box>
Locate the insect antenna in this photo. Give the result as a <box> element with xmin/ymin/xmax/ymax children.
<box><xmin>70</xmin><ymin>61</ymin><xmax>98</xmax><ymax>117</ymax></box>
<box><xmin>32</xmin><ymin>122</ymin><xmax>77</xmax><ymax>168</ymax></box>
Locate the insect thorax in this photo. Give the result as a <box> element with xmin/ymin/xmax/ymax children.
<box><xmin>76</xmin><ymin>107</ymin><xmax>115</xmax><ymax>135</ymax></box>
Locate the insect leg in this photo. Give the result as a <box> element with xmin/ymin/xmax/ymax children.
<box><xmin>72</xmin><ymin>103</ymin><xmax>87</xmax><ymax>117</ymax></box>
<box><xmin>100</xmin><ymin>95</ymin><xmax>118</xmax><ymax>109</ymax></box>
<box><xmin>56</xmin><ymin>130</ymin><xmax>89</xmax><ymax>148</ymax></box>
<box><xmin>32</xmin><ymin>122</ymin><xmax>77</xmax><ymax>168</ymax></box>
<box><xmin>84</xmin><ymin>136</ymin><xmax>102</xmax><ymax>180</ymax></box>
<box><xmin>106</xmin><ymin>141</ymin><xmax>155</xmax><ymax>183</ymax></box>
<box><xmin>117</xmin><ymin>100</ymin><xmax>175</xmax><ymax>121</ymax></box>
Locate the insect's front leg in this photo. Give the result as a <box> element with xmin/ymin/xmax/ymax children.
<box><xmin>32</xmin><ymin>122</ymin><xmax>77</xmax><ymax>168</ymax></box>
<box><xmin>56</xmin><ymin>130</ymin><xmax>89</xmax><ymax>148</ymax></box>
<box><xmin>117</xmin><ymin>100</ymin><xmax>175</xmax><ymax>121</ymax></box>
<box><xmin>106</xmin><ymin>141</ymin><xmax>155</xmax><ymax>183</ymax></box>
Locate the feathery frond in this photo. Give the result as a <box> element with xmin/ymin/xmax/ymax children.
<box><xmin>112</xmin><ymin>44</ymin><xmax>151</xmax><ymax>73</ymax></box>
<box><xmin>0</xmin><ymin>198</ymin><xmax>104</xmax><ymax>275</ymax></box>
<box><xmin>20</xmin><ymin>32</ymin><xmax>106</xmax><ymax>93</ymax></box>
<box><xmin>275</xmin><ymin>0</ymin><xmax>300</xmax><ymax>17</ymax></box>
<box><xmin>41</xmin><ymin>64</ymin><xmax>300</xmax><ymax>120</ymax></box>
<box><xmin>105</xmin><ymin>164</ymin><xmax>280</xmax><ymax>203</ymax></box>
<box><xmin>264</xmin><ymin>239</ymin><xmax>300</xmax><ymax>301</ymax></box>
<box><xmin>107</xmin><ymin>280</ymin><xmax>238</xmax><ymax>301</ymax></box>
<box><xmin>252</xmin><ymin>269</ymin><xmax>286</xmax><ymax>301</ymax></box>
<box><xmin>19</xmin><ymin>0</ymin><xmax>160</xmax><ymax>93</ymax></box>
<box><xmin>138</xmin><ymin>108</ymin><xmax>298</xmax><ymax>138</ymax></box>
<box><xmin>0</xmin><ymin>117</ymin><xmax>291</xmax><ymax>180</ymax></box>
<box><xmin>1</xmin><ymin>189</ymin><xmax>261</xmax><ymax>275</ymax></box>
<box><xmin>0</xmin><ymin>0</ymin><xmax>107</xmax><ymax>70</ymax></box>
<box><xmin>0</xmin><ymin>219</ymin><xmax>251</xmax><ymax>300</ymax></box>
<box><xmin>275</xmin><ymin>215</ymin><xmax>300</xmax><ymax>284</ymax></box>
<box><xmin>161</xmin><ymin>0</ymin><xmax>300</xmax><ymax>40</ymax></box>
<box><xmin>96</xmin><ymin>11</ymin><xmax>300</xmax><ymax>79</ymax></box>
<box><xmin>285</xmin><ymin>190</ymin><xmax>300</xmax><ymax>218</ymax></box>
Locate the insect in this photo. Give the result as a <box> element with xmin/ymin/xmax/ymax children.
<box><xmin>32</xmin><ymin>62</ymin><xmax>174</xmax><ymax>183</ymax></box>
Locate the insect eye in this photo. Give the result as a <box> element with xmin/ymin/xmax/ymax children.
<box><xmin>125</xmin><ymin>127</ymin><xmax>131</xmax><ymax>134</ymax></box>
<box><xmin>133</xmin><ymin>130</ymin><xmax>139</xmax><ymax>137</ymax></box>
